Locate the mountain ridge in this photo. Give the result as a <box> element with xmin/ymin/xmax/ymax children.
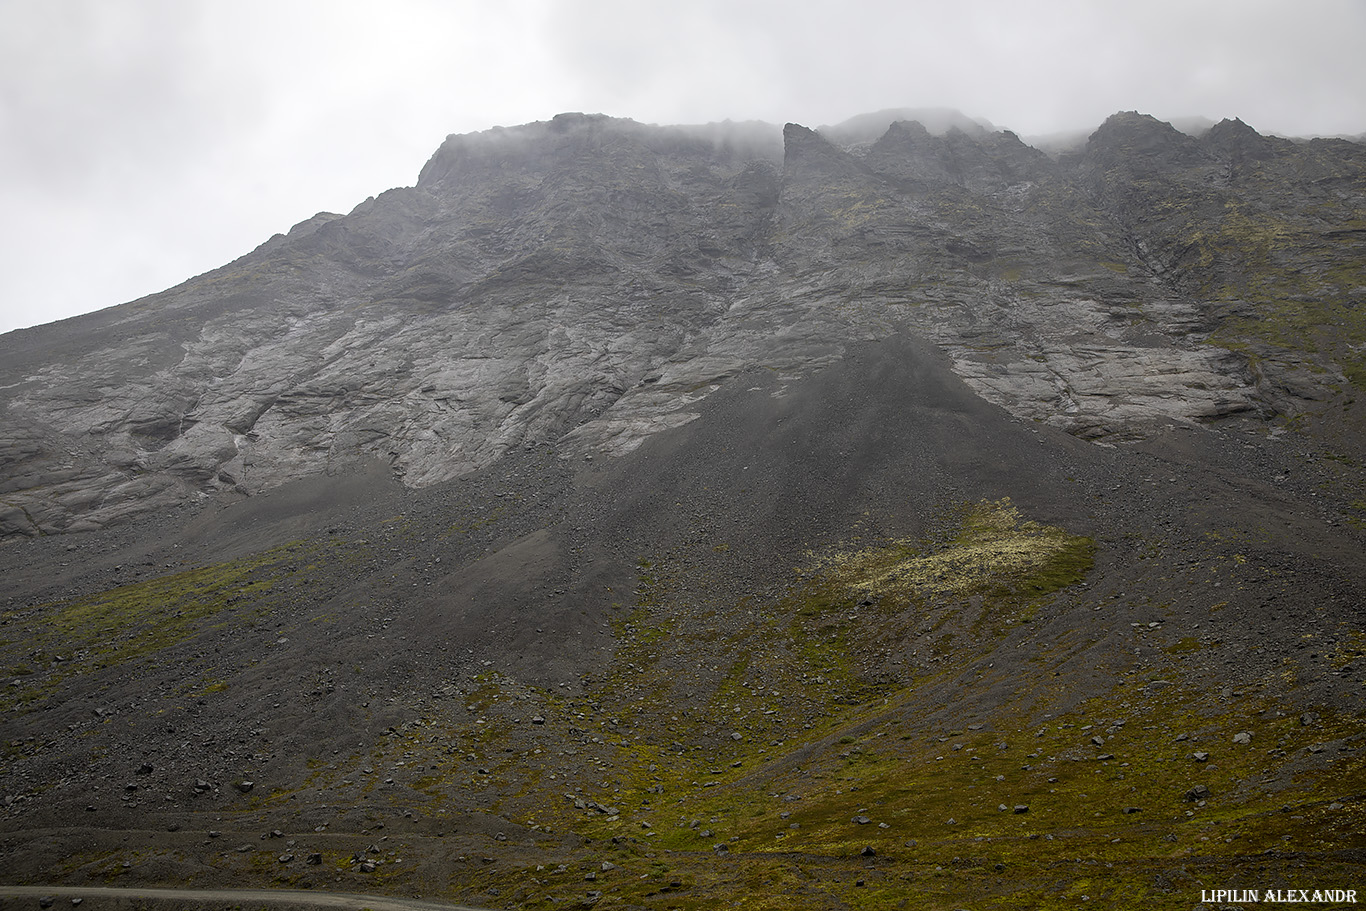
<box><xmin>3</xmin><ymin>108</ymin><xmax>1364</xmax><ymax>538</ymax></box>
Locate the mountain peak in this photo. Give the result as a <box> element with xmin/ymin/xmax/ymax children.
<box><xmin>1204</xmin><ymin>116</ymin><xmax>1277</xmax><ymax>161</ymax></box>
<box><xmin>820</xmin><ymin>107</ymin><xmax>993</xmax><ymax>147</ymax></box>
<box><xmin>1084</xmin><ymin>110</ymin><xmax>1212</xmax><ymax>173</ymax></box>
<box><xmin>416</xmin><ymin>113</ymin><xmax>637</xmax><ymax>189</ymax></box>
<box><xmin>1090</xmin><ymin>110</ymin><xmax>1193</xmax><ymax>146</ymax></box>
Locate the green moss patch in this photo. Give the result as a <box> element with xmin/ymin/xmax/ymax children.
<box><xmin>0</xmin><ymin>538</ymin><xmax>370</xmax><ymax>712</ymax></box>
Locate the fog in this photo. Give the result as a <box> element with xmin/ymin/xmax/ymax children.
<box><xmin>2</xmin><ymin>0</ymin><xmax>1363</xmax><ymax>334</ymax></box>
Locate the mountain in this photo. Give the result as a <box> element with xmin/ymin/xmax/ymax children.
<box><xmin>2</xmin><ymin>110</ymin><xmax>1365</xmax><ymax>909</ymax></box>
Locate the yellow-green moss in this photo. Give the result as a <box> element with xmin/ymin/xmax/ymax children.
<box><xmin>806</xmin><ymin>499</ymin><xmax>1093</xmax><ymax>603</ymax></box>
<box><xmin>0</xmin><ymin>538</ymin><xmax>371</xmax><ymax>712</ymax></box>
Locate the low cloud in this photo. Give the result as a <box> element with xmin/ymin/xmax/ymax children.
<box><xmin>1</xmin><ymin>0</ymin><xmax>1363</xmax><ymax>332</ymax></box>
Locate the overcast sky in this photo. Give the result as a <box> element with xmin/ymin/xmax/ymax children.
<box><xmin>3</xmin><ymin>0</ymin><xmax>1364</xmax><ymax>335</ymax></box>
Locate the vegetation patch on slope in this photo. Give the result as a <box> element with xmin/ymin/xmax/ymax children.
<box><xmin>0</xmin><ymin>538</ymin><xmax>371</xmax><ymax>714</ymax></box>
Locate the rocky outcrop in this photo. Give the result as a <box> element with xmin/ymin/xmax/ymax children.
<box><xmin>1</xmin><ymin>110</ymin><xmax>1362</xmax><ymax>535</ymax></box>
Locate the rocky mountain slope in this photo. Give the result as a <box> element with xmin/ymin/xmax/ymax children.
<box><xmin>1</xmin><ymin>110</ymin><xmax>1364</xmax><ymax>910</ymax></box>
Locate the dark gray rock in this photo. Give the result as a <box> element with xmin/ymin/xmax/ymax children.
<box><xmin>4</xmin><ymin>111</ymin><xmax>1355</xmax><ymax>537</ymax></box>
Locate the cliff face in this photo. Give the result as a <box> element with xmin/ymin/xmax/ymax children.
<box><xmin>2</xmin><ymin>110</ymin><xmax>1363</xmax><ymax>537</ymax></box>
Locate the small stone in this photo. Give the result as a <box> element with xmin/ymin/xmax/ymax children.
<box><xmin>1192</xmin><ymin>751</ymin><xmax>1209</xmax><ymax>762</ymax></box>
<box><xmin>860</xmin><ymin>845</ymin><xmax>876</xmax><ymax>856</ymax></box>
<box><xmin>1013</xmin><ymin>805</ymin><xmax>1029</xmax><ymax>814</ymax></box>
<box><xmin>852</xmin><ymin>815</ymin><xmax>871</xmax><ymax>825</ymax></box>
<box><xmin>306</xmin><ymin>853</ymin><xmax>322</xmax><ymax>865</ymax></box>
<box><xmin>730</xmin><ymin>732</ymin><xmax>743</xmax><ymax>741</ymax></box>
<box><xmin>1185</xmin><ymin>785</ymin><xmax>1210</xmax><ymax>801</ymax></box>
<box><xmin>1232</xmin><ymin>732</ymin><xmax>1251</xmax><ymax>745</ymax></box>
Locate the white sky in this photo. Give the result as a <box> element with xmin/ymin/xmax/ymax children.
<box><xmin>2</xmin><ymin>0</ymin><xmax>1364</xmax><ymax>335</ymax></box>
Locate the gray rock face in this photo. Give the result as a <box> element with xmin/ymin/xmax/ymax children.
<box><xmin>1</xmin><ymin>110</ymin><xmax>1362</xmax><ymax>535</ymax></box>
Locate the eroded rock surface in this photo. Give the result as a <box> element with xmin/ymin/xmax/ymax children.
<box><xmin>2</xmin><ymin>111</ymin><xmax>1363</xmax><ymax>535</ymax></box>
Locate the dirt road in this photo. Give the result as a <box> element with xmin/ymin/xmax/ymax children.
<box><xmin>0</xmin><ymin>886</ymin><xmax>491</xmax><ymax>911</ymax></box>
